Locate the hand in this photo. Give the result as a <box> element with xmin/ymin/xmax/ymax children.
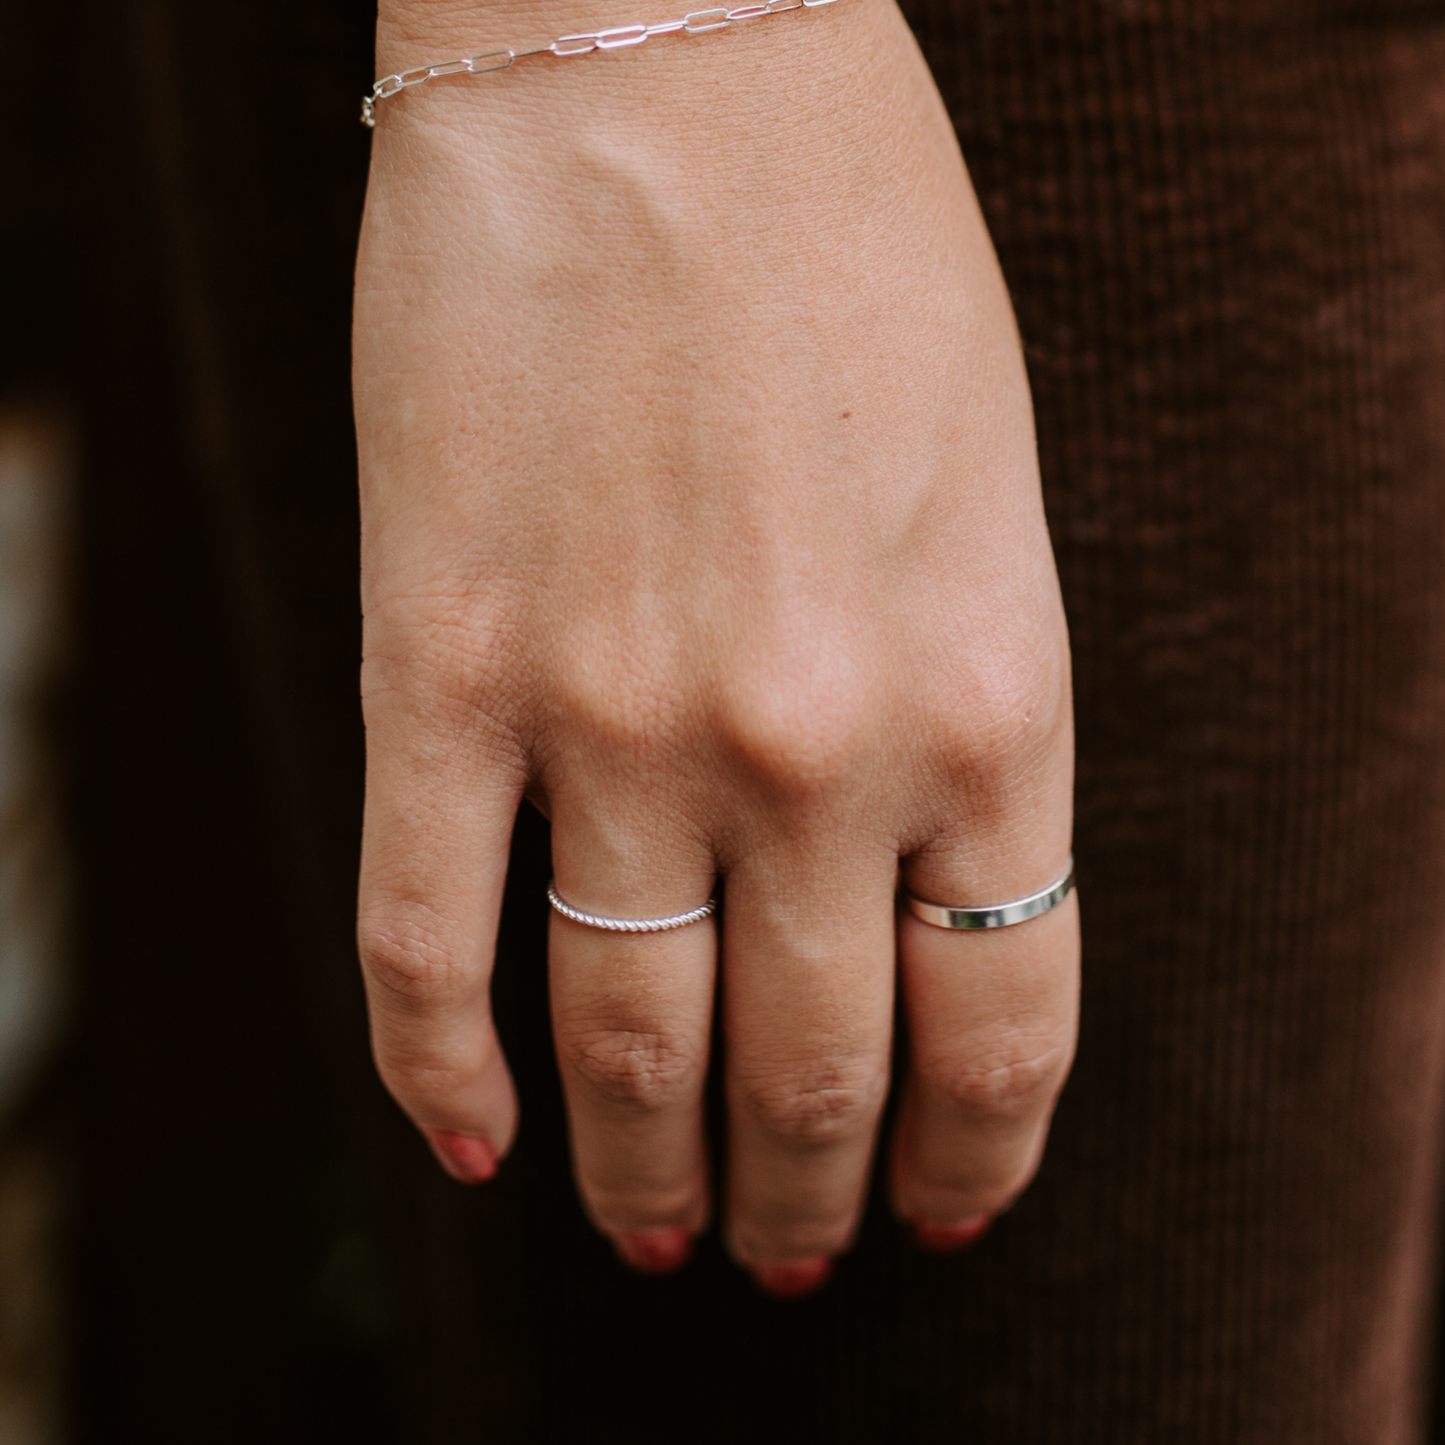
<box><xmin>353</xmin><ymin>0</ymin><xmax>1077</xmax><ymax>1293</ymax></box>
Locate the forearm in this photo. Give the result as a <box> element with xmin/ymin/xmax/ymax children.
<box><xmin>376</xmin><ymin>0</ymin><xmax>858</xmax><ymax>61</ymax></box>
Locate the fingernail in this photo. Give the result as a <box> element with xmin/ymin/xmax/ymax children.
<box><xmin>751</xmin><ymin>1256</ymin><xmax>834</xmax><ymax>1299</ymax></box>
<box><xmin>424</xmin><ymin>1129</ymin><xmax>498</xmax><ymax>1184</ymax></box>
<box><xmin>612</xmin><ymin>1227</ymin><xmax>695</xmax><ymax>1275</ymax></box>
<box><xmin>913</xmin><ymin>1213</ymin><xmax>992</xmax><ymax>1253</ymax></box>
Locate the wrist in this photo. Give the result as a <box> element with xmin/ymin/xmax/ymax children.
<box><xmin>374</xmin><ymin>0</ymin><xmax>683</xmax><ymax>61</ymax></box>
<box><xmin>373</xmin><ymin>0</ymin><xmax>864</xmax><ymax>95</ymax></box>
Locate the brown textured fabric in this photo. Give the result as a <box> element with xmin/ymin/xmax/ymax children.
<box><xmin>66</xmin><ymin>0</ymin><xmax>1445</xmax><ymax>1441</ymax></box>
<box><xmin>918</xmin><ymin>3</ymin><xmax>1445</xmax><ymax>1438</ymax></box>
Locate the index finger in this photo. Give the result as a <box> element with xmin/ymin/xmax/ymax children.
<box><xmin>356</xmin><ymin>647</ymin><xmax>528</xmax><ymax>1182</ymax></box>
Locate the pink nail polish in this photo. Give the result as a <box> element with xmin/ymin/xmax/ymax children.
<box><xmin>913</xmin><ymin>1213</ymin><xmax>992</xmax><ymax>1253</ymax></box>
<box><xmin>424</xmin><ymin>1129</ymin><xmax>498</xmax><ymax>1184</ymax></box>
<box><xmin>751</xmin><ymin>1256</ymin><xmax>834</xmax><ymax>1299</ymax></box>
<box><xmin>612</xmin><ymin>1227</ymin><xmax>695</xmax><ymax>1275</ymax></box>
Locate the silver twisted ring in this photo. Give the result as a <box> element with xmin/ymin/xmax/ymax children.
<box><xmin>547</xmin><ymin>882</ymin><xmax>717</xmax><ymax>934</ymax></box>
<box><xmin>904</xmin><ymin>856</ymin><xmax>1075</xmax><ymax>931</ymax></box>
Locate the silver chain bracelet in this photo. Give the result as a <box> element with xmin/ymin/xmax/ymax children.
<box><xmin>362</xmin><ymin>0</ymin><xmax>841</xmax><ymax>127</ymax></box>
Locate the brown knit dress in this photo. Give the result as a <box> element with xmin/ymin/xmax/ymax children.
<box><xmin>68</xmin><ymin>0</ymin><xmax>1445</xmax><ymax>1441</ymax></box>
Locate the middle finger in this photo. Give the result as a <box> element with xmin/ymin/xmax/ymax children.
<box><xmin>722</xmin><ymin>833</ymin><xmax>898</xmax><ymax>1288</ymax></box>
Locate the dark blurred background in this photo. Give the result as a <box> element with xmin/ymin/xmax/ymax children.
<box><xmin>0</xmin><ymin>0</ymin><xmax>403</xmax><ymax>1439</ymax></box>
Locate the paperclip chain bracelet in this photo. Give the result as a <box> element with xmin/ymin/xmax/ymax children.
<box><xmin>362</xmin><ymin>0</ymin><xmax>841</xmax><ymax>126</ymax></box>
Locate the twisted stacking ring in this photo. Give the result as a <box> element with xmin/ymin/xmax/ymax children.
<box><xmin>547</xmin><ymin>882</ymin><xmax>717</xmax><ymax>934</ymax></box>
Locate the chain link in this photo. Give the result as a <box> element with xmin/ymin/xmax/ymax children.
<box><xmin>362</xmin><ymin>0</ymin><xmax>840</xmax><ymax>126</ymax></box>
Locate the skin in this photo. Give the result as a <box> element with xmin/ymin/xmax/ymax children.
<box><xmin>354</xmin><ymin>0</ymin><xmax>1079</xmax><ymax>1293</ymax></box>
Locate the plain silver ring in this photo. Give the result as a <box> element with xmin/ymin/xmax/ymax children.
<box><xmin>547</xmin><ymin>881</ymin><xmax>717</xmax><ymax>934</ymax></box>
<box><xmin>904</xmin><ymin>856</ymin><xmax>1075</xmax><ymax>931</ymax></box>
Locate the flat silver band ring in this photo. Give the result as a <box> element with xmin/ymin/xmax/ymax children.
<box><xmin>904</xmin><ymin>856</ymin><xmax>1075</xmax><ymax>931</ymax></box>
<box><xmin>547</xmin><ymin>882</ymin><xmax>717</xmax><ymax>934</ymax></box>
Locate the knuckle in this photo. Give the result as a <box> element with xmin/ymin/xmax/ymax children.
<box><xmin>370</xmin><ymin>1015</ymin><xmax>498</xmax><ymax>1117</ymax></box>
<box><xmin>358</xmin><ymin>913</ymin><xmax>453</xmax><ymax>999</ymax></box>
<box><xmin>585</xmin><ymin>1182</ymin><xmax>700</xmax><ymax>1232</ymax></box>
<box><xmin>929</xmin><ymin>1038</ymin><xmax>1072</xmax><ymax>1123</ymax></box>
<box><xmin>562</xmin><ymin>1026</ymin><xmax>701</xmax><ymax>1111</ymax></box>
<box><xmin>922</xmin><ymin>653</ymin><xmax>1069</xmax><ymax>825</ymax></box>
<box><xmin>719</xmin><ymin>649</ymin><xmax>872</xmax><ymax>799</ymax></box>
<box><xmin>941</xmin><ymin>657</ymin><xmax>1066</xmax><ymax>773</ymax></box>
<box><xmin>358</xmin><ymin>906</ymin><xmax>502</xmax><ymax>1118</ymax></box>
<box><xmin>738</xmin><ymin>1059</ymin><xmax>885</xmax><ymax>1143</ymax></box>
<box><xmin>374</xmin><ymin>1048</ymin><xmax>469</xmax><ymax>1116</ymax></box>
<box><xmin>363</xmin><ymin>588</ymin><xmax>524</xmax><ymax>735</ymax></box>
<box><xmin>544</xmin><ymin>630</ymin><xmax>685</xmax><ymax>761</ymax></box>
